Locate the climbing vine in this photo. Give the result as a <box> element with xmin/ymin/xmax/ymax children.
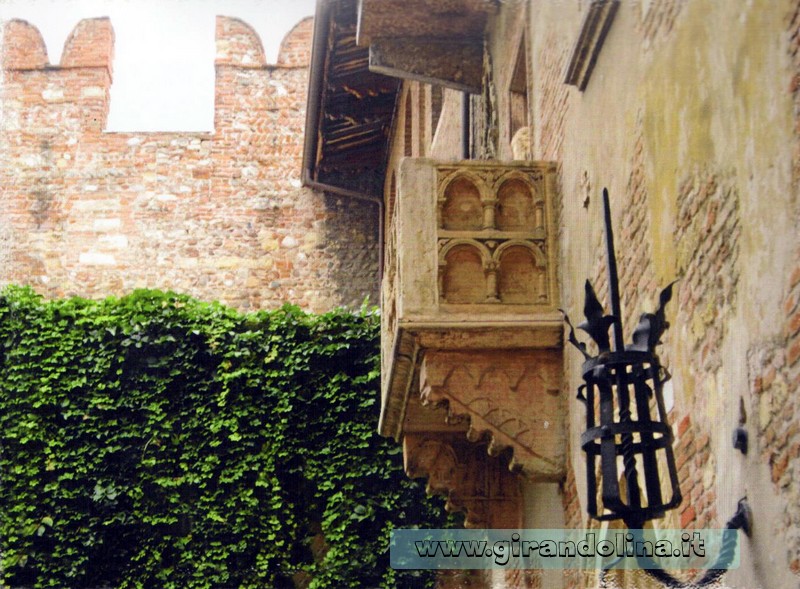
<box><xmin>0</xmin><ymin>286</ymin><xmax>449</xmax><ymax>588</ymax></box>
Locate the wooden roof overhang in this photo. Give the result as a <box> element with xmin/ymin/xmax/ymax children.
<box><xmin>302</xmin><ymin>0</ymin><xmax>400</xmax><ymax>199</ymax></box>
<box><xmin>303</xmin><ymin>0</ymin><xmax>498</xmax><ymax>200</ymax></box>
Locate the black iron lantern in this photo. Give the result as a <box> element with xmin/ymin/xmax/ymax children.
<box><xmin>564</xmin><ymin>188</ymin><xmax>752</xmax><ymax>587</ymax></box>
<box><xmin>563</xmin><ymin>189</ymin><xmax>681</xmax><ymax>528</ymax></box>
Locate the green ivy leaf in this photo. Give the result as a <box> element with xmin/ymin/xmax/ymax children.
<box><xmin>0</xmin><ymin>285</ymin><xmax>446</xmax><ymax>589</ymax></box>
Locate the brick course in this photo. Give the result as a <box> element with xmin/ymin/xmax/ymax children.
<box><xmin>0</xmin><ymin>16</ymin><xmax>378</xmax><ymax>312</ymax></box>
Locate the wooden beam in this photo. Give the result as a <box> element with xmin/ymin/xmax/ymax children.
<box><xmin>369</xmin><ymin>37</ymin><xmax>483</xmax><ymax>94</ymax></box>
<box><xmin>564</xmin><ymin>0</ymin><xmax>620</xmax><ymax>91</ymax></box>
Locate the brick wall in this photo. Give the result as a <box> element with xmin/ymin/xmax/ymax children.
<box><xmin>655</xmin><ymin>170</ymin><xmax>740</xmax><ymax>535</ymax></box>
<box><xmin>0</xmin><ymin>16</ymin><xmax>378</xmax><ymax>312</ymax></box>
<box><xmin>674</xmin><ymin>171</ymin><xmax>741</xmax><ymax>374</ymax></box>
<box><xmin>277</xmin><ymin>17</ymin><xmax>313</xmax><ymax>68</ymax></box>
<box><xmin>618</xmin><ymin>126</ymin><xmax>658</xmax><ymax>325</ymax></box>
<box><xmin>741</xmin><ymin>2</ymin><xmax>800</xmax><ymax>575</ymax></box>
<box><xmin>748</xmin><ymin>339</ymin><xmax>800</xmax><ymax>575</ymax></box>
<box><xmin>536</xmin><ymin>31</ymin><xmax>569</xmax><ymax>164</ymax></box>
<box><xmin>675</xmin><ymin>414</ymin><xmax>716</xmax><ymax>529</ymax></box>
<box><xmin>589</xmin><ymin>122</ymin><xmax>660</xmax><ymax>345</ymax></box>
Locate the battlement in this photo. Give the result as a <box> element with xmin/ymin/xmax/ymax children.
<box><xmin>3</xmin><ymin>17</ymin><xmax>114</xmax><ymax>73</ymax></box>
<box><xmin>60</xmin><ymin>17</ymin><xmax>114</xmax><ymax>74</ymax></box>
<box><xmin>277</xmin><ymin>17</ymin><xmax>313</xmax><ymax>68</ymax></box>
<box><xmin>3</xmin><ymin>15</ymin><xmax>310</xmax><ymax>74</ymax></box>
<box><xmin>215</xmin><ymin>16</ymin><xmax>267</xmax><ymax>67</ymax></box>
<box><xmin>2</xmin><ymin>19</ymin><xmax>49</xmax><ymax>70</ymax></box>
<box><xmin>1</xmin><ymin>15</ymin><xmax>313</xmax><ymax>135</ymax></box>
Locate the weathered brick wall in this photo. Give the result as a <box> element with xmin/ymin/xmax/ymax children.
<box><xmin>668</xmin><ymin>169</ymin><xmax>741</xmax><ymax>534</ymax></box>
<box><xmin>748</xmin><ymin>338</ymin><xmax>800</xmax><ymax>575</ymax></box>
<box><xmin>535</xmin><ymin>31</ymin><xmax>569</xmax><ymax>164</ymax></box>
<box><xmin>740</xmin><ymin>1</ymin><xmax>800</xmax><ymax>576</ymax></box>
<box><xmin>674</xmin><ymin>172</ymin><xmax>740</xmax><ymax>375</ymax></box>
<box><xmin>277</xmin><ymin>17</ymin><xmax>313</xmax><ymax>68</ymax></box>
<box><xmin>525</xmin><ymin>2</ymin><xmax>796</xmax><ymax>588</ymax></box>
<box><xmin>0</xmin><ymin>16</ymin><xmax>378</xmax><ymax>312</ymax></box>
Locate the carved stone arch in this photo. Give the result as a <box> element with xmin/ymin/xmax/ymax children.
<box><xmin>438</xmin><ymin>169</ymin><xmax>490</xmax><ymax>200</ymax></box>
<box><xmin>492</xmin><ymin>173</ymin><xmax>541</xmax><ymax>232</ymax></box>
<box><xmin>493</xmin><ymin>241</ymin><xmax>547</xmax><ymax>304</ymax></box>
<box><xmin>438</xmin><ymin>171</ymin><xmax>492</xmax><ymax>230</ymax></box>
<box><xmin>477</xmin><ymin>362</ymin><xmax>525</xmax><ymax>391</ymax></box>
<box><xmin>443</xmin><ymin>362</ymin><xmax>480</xmax><ymax>390</ymax></box>
<box><xmin>438</xmin><ymin>239</ymin><xmax>492</xmax><ymax>303</ymax></box>
<box><xmin>493</xmin><ymin>239</ymin><xmax>545</xmax><ymax>265</ymax></box>
<box><xmin>439</xmin><ymin>238</ymin><xmax>493</xmax><ymax>264</ymax></box>
<box><xmin>491</xmin><ymin>169</ymin><xmax>541</xmax><ymax>195</ymax></box>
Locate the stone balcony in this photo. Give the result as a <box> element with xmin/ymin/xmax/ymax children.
<box><xmin>379</xmin><ymin>158</ymin><xmax>565</xmax><ymax>525</ymax></box>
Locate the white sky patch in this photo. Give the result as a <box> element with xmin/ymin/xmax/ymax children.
<box><xmin>0</xmin><ymin>0</ymin><xmax>316</xmax><ymax>131</ymax></box>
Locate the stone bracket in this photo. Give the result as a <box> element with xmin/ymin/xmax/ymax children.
<box><xmin>379</xmin><ymin>329</ymin><xmax>420</xmax><ymax>441</ymax></box>
<box><xmin>404</xmin><ymin>432</ymin><xmax>522</xmax><ymax>528</ymax></box>
<box><xmin>420</xmin><ymin>349</ymin><xmax>565</xmax><ymax>480</ymax></box>
<box><xmin>564</xmin><ymin>0</ymin><xmax>620</xmax><ymax>91</ymax></box>
<box><xmin>369</xmin><ymin>38</ymin><xmax>483</xmax><ymax>94</ymax></box>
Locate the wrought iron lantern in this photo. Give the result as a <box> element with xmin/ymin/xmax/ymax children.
<box><xmin>564</xmin><ymin>189</ymin><xmax>752</xmax><ymax>588</ymax></box>
<box><xmin>563</xmin><ymin>189</ymin><xmax>680</xmax><ymax>528</ymax></box>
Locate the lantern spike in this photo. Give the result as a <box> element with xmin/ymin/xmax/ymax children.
<box><xmin>559</xmin><ymin>308</ymin><xmax>592</xmax><ymax>360</ymax></box>
<box><xmin>627</xmin><ymin>280</ymin><xmax>678</xmax><ymax>353</ymax></box>
<box><xmin>602</xmin><ymin>189</ymin><xmax>625</xmax><ymax>352</ymax></box>
<box><xmin>575</xmin><ymin>186</ymin><xmax>681</xmax><ymax>528</ymax></box>
<box><xmin>577</xmin><ymin>280</ymin><xmax>615</xmax><ymax>354</ymax></box>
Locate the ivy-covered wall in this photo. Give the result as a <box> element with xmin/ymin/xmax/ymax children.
<box><xmin>0</xmin><ymin>287</ymin><xmax>447</xmax><ymax>589</ymax></box>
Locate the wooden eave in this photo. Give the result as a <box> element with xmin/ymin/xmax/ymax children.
<box><xmin>302</xmin><ymin>0</ymin><xmax>400</xmax><ymax>198</ymax></box>
<box><xmin>356</xmin><ymin>0</ymin><xmax>497</xmax><ymax>46</ymax></box>
<box><xmin>357</xmin><ymin>0</ymin><xmax>494</xmax><ymax>93</ymax></box>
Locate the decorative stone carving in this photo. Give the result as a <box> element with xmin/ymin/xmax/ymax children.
<box><xmin>436</xmin><ymin>165</ymin><xmax>552</xmax><ymax>307</ymax></box>
<box><xmin>404</xmin><ymin>433</ymin><xmax>522</xmax><ymax>528</ymax></box>
<box><xmin>377</xmin><ymin>159</ymin><xmax>564</xmax><ymax>543</ymax></box>
<box><xmin>441</xmin><ymin>243</ymin><xmax>489</xmax><ymax>303</ymax></box>
<box><xmin>420</xmin><ymin>350</ymin><xmax>564</xmax><ymax>480</ymax></box>
<box><xmin>441</xmin><ymin>176</ymin><xmax>484</xmax><ymax>230</ymax></box>
<box><xmin>380</xmin><ymin>160</ymin><xmax>561</xmax><ymax>418</ymax></box>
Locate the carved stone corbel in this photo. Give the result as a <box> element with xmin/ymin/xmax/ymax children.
<box><xmin>403</xmin><ymin>433</ymin><xmax>522</xmax><ymax>529</ymax></box>
<box><xmin>419</xmin><ymin>349</ymin><xmax>565</xmax><ymax>480</ymax></box>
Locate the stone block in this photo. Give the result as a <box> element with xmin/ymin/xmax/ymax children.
<box><xmin>79</xmin><ymin>252</ymin><xmax>116</xmax><ymax>266</ymax></box>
